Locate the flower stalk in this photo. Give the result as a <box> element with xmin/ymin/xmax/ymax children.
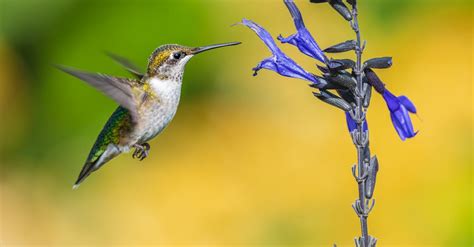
<box><xmin>240</xmin><ymin>1</ymin><xmax>418</xmax><ymax>246</ymax></box>
<box><xmin>348</xmin><ymin>2</ymin><xmax>376</xmax><ymax>246</ymax></box>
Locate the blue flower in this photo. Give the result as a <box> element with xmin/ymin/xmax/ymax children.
<box><xmin>278</xmin><ymin>0</ymin><xmax>327</xmax><ymax>62</ymax></box>
<box><xmin>345</xmin><ymin>111</ymin><xmax>368</xmax><ymax>133</ymax></box>
<box><xmin>240</xmin><ymin>18</ymin><xmax>325</xmax><ymax>87</ymax></box>
<box><xmin>382</xmin><ymin>90</ymin><xmax>417</xmax><ymax>141</ymax></box>
<box><xmin>241</xmin><ymin>1</ymin><xmax>418</xmax><ymax>141</ymax></box>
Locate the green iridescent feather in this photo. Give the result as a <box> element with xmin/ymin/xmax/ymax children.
<box><xmin>86</xmin><ymin>106</ymin><xmax>133</xmax><ymax>163</ymax></box>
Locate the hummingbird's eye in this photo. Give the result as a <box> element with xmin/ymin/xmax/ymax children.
<box><xmin>173</xmin><ymin>52</ymin><xmax>183</xmax><ymax>60</ymax></box>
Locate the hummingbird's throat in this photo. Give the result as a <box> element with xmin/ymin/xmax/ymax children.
<box><xmin>149</xmin><ymin>76</ymin><xmax>182</xmax><ymax>96</ymax></box>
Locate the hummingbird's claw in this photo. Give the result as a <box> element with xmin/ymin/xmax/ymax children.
<box><xmin>132</xmin><ymin>148</ymin><xmax>139</xmax><ymax>159</ymax></box>
<box><xmin>133</xmin><ymin>143</ymin><xmax>150</xmax><ymax>161</ymax></box>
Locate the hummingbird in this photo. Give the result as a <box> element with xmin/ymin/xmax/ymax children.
<box><xmin>57</xmin><ymin>42</ymin><xmax>240</xmax><ymax>189</ymax></box>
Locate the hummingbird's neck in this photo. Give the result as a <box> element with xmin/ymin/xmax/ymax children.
<box><xmin>147</xmin><ymin>70</ymin><xmax>183</xmax><ymax>82</ymax></box>
<box><xmin>148</xmin><ymin>76</ymin><xmax>182</xmax><ymax>97</ymax></box>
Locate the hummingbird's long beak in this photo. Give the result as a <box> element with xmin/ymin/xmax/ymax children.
<box><xmin>191</xmin><ymin>42</ymin><xmax>241</xmax><ymax>55</ymax></box>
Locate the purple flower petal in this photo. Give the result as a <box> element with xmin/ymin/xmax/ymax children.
<box><xmin>345</xmin><ymin>111</ymin><xmax>357</xmax><ymax>132</ymax></box>
<box><xmin>382</xmin><ymin>90</ymin><xmax>399</xmax><ymax>112</ymax></box>
<box><xmin>345</xmin><ymin>111</ymin><xmax>368</xmax><ymax>132</ymax></box>
<box><xmin>240</xmin><ymin>18</ymin><xmax>324</xmax><ymax>86</ymax></box>
<box><xmin>240</xmin><ymin>19</ymin><xmax>279</xmax><ymax>53</ymax></box>
<box><xmin>390</xmin><ymin>111</ymin><xmax>407</xmax><ymax>141</ymax></box>
<box><xmin>382</xmin><ymin>89</ymin><xmax>417</xmax><ymax>140</ymax></box>
<box><xmin>278</xmin><ymin>0</ymin><xmax>326</xmax><ymax>62</ymax></box>
<box><xmin>398</xmin><ymin>95</ymin><xmax>417</xmax><ymax>113</ymax></box>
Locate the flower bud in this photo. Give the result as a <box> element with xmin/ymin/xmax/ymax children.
<box><xmin>336</xmin><ymin>88</ymin><xmax>356</xmax><ymax>105</ymax></box>
<box><xmin>329</xmin><ymin>0</ymin><xmax>352</xmax><ymax>21</ymax></box>
<box><xmin>364</xmin><ymin>68</ymin><xmax>385</xmax><ymax>94</ymax></box>
<box><xmin>365</xmin><ymin>155</ymin><xmax>379</xmax><ymax>199</ymax></box>
<box><xmin>364</xmin><ymin>57</ymin><xmax>393</xmax><ymax>69</ymax></box>
<box><xmin>324</xmin><ymin>71</ymin><xmax>357</xmax><ymax>89</ymax></box>
<box><xmin>313</xmin><ymin>90</ymin><xmax>352</xmax><ymax>111</ymax></box>
<box><xmin>362</xmin><ymin>73</ymin><xmax>372</xmax><ymax>107</ymax></box>
<box><xmin>317</xmin><ymin>65</ymin><xmax>330</xmax><ymax>73</ymax></box>
<box><xmin>328</xmin><ymin>59</ymin><xmax>355</xmax><ymax>71</ymax></box>
<box><xmin>309</xmin><ymin>76</ymin><xmax>341</xmax><ymax>90</ymax></box>
<box><xmin>363</xmin><ymin>83</ymin><xmax>372</xmax><ymax>108</ymax></box>
<box><xmin>323</xmin><ymin>40</ymin><xmax>357</xmax><ymax>53</ymax></box>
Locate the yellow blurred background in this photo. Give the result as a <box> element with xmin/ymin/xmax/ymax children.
<box><xmin>0</xmin><ymin>0</ymin><xmax>472</xmax><ymax>246</ymax></box>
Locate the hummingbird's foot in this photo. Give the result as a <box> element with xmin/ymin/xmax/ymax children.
<box><xmin>132</xmin><ymin>143</ymin><xmax>150</xmax><ymax>161</ymax></box>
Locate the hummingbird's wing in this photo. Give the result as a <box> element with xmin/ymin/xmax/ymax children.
<box><xmin>57</xmin><ymin>65</ymin><xmax>142</xmax><ymax>122</ymax></box>
<box><xmin>105</xmin><ymin>52</ymin><xmax>144</xmax><ymax>79</ymax></box>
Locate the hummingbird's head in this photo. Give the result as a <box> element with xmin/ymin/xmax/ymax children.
<box><xmin>146</xmin><ymin>42</ymin><xmax>240</xmax><ymax>81</ymax></box>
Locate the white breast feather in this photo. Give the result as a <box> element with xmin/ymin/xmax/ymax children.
<box><xmin>136</xmin><ymin>77</ymin><xmax>182</xmax><ymax>143</ymax></box>
<box><xmin>149</xmin><ymin>77</ymin><xmax>180</xmax><ymax>97</ymax></box>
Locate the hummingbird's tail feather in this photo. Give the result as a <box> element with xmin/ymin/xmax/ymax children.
<box><xmin>73</xmin><ymin>144</ymin><xmax>121</xmax><ymax>189</ymax></box>
<box><xmin>73</xmin><ymin>161</ymin><xmax>98</xmax><ymax>189</ymax></box>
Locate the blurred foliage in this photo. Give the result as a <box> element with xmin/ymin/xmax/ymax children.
<box><xmin>0</xmin><ymin>0</ymin><xmax>472</xmax><ymax>246</ymax></box>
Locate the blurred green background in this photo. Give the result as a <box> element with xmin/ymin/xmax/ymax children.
<box><xmin>0</xmin><ymin>0</ymin><xmax>472</xmax><ymax>246</ymax></box>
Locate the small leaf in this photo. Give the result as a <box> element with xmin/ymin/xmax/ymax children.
<box><xmin>314</xmin><ymin>90</ymin><xmax>352</xmax><ymax>111</ymax></box>
<box><xmin>329</xmin><ymin>0</ymin><xmax>352</xmax><ymax>21</ymax></box>
<box><xmin>364</xmin><ymin>57</ymin><xmax>393</xmax><ymax>69</ymax></box>
<box><xmin>365</xmin><ymin>155</ymin><xmax>379</xmax><ymax>199</ymax></box>
<box><xmin>328</xmin><ymin>59</ymin><xmax>355</xmax><ymax>71</ymax></box>
<box><xmin>323</xmin><ymin>40</ymin><xmax>357</xmax><ymax>53</ymax></box>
